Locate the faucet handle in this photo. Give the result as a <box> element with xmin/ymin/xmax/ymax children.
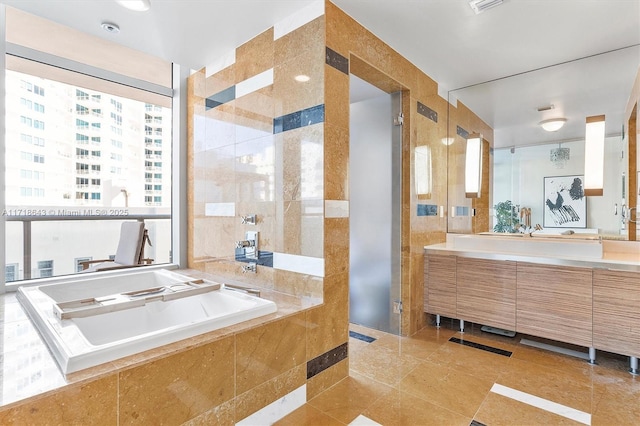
<box><xmin>240</xmin><ymin>214</ymin><xmax>256</xmax><ymax>225</ymax></box>
<box><xmin>236</xmin><ymin>240</ymin><xmax>255</xmax><ymax>249</ymax></box>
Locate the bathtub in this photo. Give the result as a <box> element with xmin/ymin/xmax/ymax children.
<box><xmin>17</xmin><ymin>269</ymin><xmax>277</xmax><ymax>374</ymax></box>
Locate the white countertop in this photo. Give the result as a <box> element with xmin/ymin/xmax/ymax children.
<box><xmin>425</xmin><ymin>234</ymin><xmax>640</xmax><ymax>272</ymax></box>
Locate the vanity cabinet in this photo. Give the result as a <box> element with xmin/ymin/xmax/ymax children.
<box><xmin>593</xmin><ymin>269</ymin><xmax>640</xmax><ymax>357</ymax></box>
<box><xmin>426</xmin><ymin>254</ymin><xmax>457</xmax><ymax>317</ymax></box>
<box><xmin>456</xmin><ymin>257</ymin><xmax>516</xmax><ymax>330</ymax></box>
<box><xmin>516</xmin><ymin>262</ymin><xmax>593</xmax><ymax>347</ymax></box>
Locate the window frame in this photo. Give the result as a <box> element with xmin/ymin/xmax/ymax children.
<box><xmin>0</xmin><ymin>20</ymin><xmax>185</xmax><ymax>291</ymax></box>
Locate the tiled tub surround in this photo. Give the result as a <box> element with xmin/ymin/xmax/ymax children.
<box><xmin>424</xmin><ymin>236</ymin><xmax>640</xmax><ymax>373</ymax></box>
<box><xmin>0</xmin><ymin>269</ymin><xmax>331</xmax><ymax>424</ymax></box>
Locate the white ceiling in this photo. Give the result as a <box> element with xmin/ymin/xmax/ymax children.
<box><xmin>3</xmin><ymin>0</ymin><xmax>640</xmax><ymax>148</ymax></box>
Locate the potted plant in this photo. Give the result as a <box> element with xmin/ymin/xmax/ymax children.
<box><xmin>493</xmin><ymin>200</ymin><xmax>520</xmax><ymax>233</ymax></box>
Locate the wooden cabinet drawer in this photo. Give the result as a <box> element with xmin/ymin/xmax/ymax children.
<box><xmin>593</xmin><ymin>269</ymin><xmax>640</xmax><ymax>357</ymax></box>
<box><xmin>457</xmin><ymin>257</ymin><xmax>516</xmax><ymax>330</ymax></box>
<box><xmin>516</xmin><ymin>262</ymin><xmax>593</xmax><ymax>347</ymax></box>
<box><xmin>426</xmin><ymin>254</ymin><xmax>457</xmax><ymax>317</ymax></box>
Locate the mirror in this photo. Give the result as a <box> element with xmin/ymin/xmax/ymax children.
<box><xmin>447</xmin><ymin>46</ymin><xmax>640</xmax><ymax>239</ymax></box>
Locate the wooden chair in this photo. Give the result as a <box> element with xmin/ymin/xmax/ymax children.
<box><xmin>80</xmin><ymin>221</ymin><xmax>153</xmax><ymax>272</ymax></box>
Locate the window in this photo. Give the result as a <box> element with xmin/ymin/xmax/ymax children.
<box><xmin>76</xmin><ymin>89</ymin><xmax>88</xmax><ymax>100</ymax></box>
<box><xmin>37</xmin><ymin>260</ymin><xmax>53</xmax><ymax>278</ymax></box>
<box><xmin>4</xmin><ymin>28</ymin><xmax>173</xmax><ymax>285</ymax></box>
<box><xmin>110</xmin><ymin>112</ymin><xmax>122</xmax><ymax>126</ymax></box>
<box><xmin>21</xmin><ymin>80</ymin><xmax>33</xmax><ymax>91</ymax></box>
<box><xmin>5</xmin><ymin>264</ymin><xmax>18</xmax><ymax>282</ymax></box>
<box><xmin>74</xmin><ymin>257</ymin><xmax>91</xmax><ymax>273</ymax></box>
<box><xmin>110</xmin><ymin>99</ymin><xmax>122</xmax><ymax>112</ymax></box>
<box><xmin>20</xmin><ymin>116</ymin><xmax>32</xmax><ymax>127</ymax></box>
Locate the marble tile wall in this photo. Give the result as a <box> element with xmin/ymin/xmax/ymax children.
<box><xmin>325</xmin><ymin>1</ymin><xmax>492</xmax><ymax>336</ymax></box>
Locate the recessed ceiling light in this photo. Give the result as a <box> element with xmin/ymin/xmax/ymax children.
<box><xmin>294</xmin><ymin>74</ymin><xmax>310</xmax><ymax>82</ymax></box>
<box><xmin>115</xmin><ymin>0</ymin><xmax>151</xmax><ymax>12</ymax></box>
<box><xmin>101</xmin><ymin>22</ymin><xmax>120</xmax><ymax>34</ymax></box>
<box><xmin>539</xmin><ymin>118</ymin><xmax>567</xmax><ymax>132</ymax></box>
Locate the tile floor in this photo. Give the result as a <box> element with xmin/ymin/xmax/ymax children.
<box><xmin>276</xmin><ymin>318</ymin><xmax>640</xmax><ymax>426</ymax></box>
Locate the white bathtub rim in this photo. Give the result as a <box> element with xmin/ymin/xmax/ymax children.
<box><xmin>17</xmin><ymin>271</ymin><xmax>277</xmax><ymax>375</ymax></box>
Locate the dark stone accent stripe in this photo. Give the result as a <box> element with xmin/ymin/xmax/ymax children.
<box><xmin>205</xmin><ymin>86</ymin><xmax>236</xmax><ymax>110</ymax></box>
<box><xmin>326</xmin><ymin>47</ymin><xmax>349</xmax><ymax>74</ymax></box>
<box><xmin>273</xmin><ymin>104</ymin><xmax>325</xmax><ymax>134</ymax></box>
<box><xmin>457</xmin><ymin>125</ymin><xmax>469</xmax><ymax>139</ymax></box>
<box><xmin>470</xmin><ymin>421</ymin><xmax>487</xmax><ymax>426</ymax></box>
<box><xmin>417</xmin><ymin>204</ymin><xmax>438</xmax><ymax>217</ymax></box>
<box><xmin>449</xmin><ymin>337</ymin><xmax>512</xmax><ymax>357</ymax></box>
<box><xmin>417</xmin><ymin>101</ymin><xmax>438</xmax><ymax>123</ymax></box>
<box><xmin>307</xmin><ymin>342</ymin><xmax>348</xmax><ymax>379</ymax></box>
<box><xmin>349</xmin><ymin>330</ymin><xmax>376</xmax><ymax>343</ymax></box>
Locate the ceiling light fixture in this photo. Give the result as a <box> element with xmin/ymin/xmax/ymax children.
<box><xmin>115</xmin><ymin>0</ymin><xmax>151</xmax><ymax>12</ymax></box>
<box><xmin>101</xmin><ymin>22</ymin><xmax>120</xmax><ymax>34</ymax></box>
<box><xmin>539</xmin><ymin>118</ymin><xmax>567</xmax><ymax>132</ymax></box>
<box><xmin>294</xmin><ymin>74</ymin><xmax>310</xmax><ymax>82</ymax></box>
<box><xmin>469</xmin><ymin>0</ymin><xmax>504</xmax><ymax>15</ymax></box>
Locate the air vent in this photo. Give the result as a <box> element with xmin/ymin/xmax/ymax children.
<box><xmin>537</xmin><ymin>104</ymin><xmax>555</xmax><ymax>112</ymax></box>
<box><xmin>469</xmin><ymin>0</ymin><xmax>504</xmax><ymax>14</ymax></box>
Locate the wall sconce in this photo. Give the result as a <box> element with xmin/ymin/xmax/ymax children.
<box><xmin>415</xmin><ymin>145</ymin><xmax>432</xmax><ymax>199</ymax></box>
<box><xmin>584</xmin><ymin>114</ymin><xmax>605</xmax><ymax>196</ymax></box>
<box><xmin>465</xmin><ymin>133</ymin><xmax>483</xmax><ymax>198</ymax></box>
